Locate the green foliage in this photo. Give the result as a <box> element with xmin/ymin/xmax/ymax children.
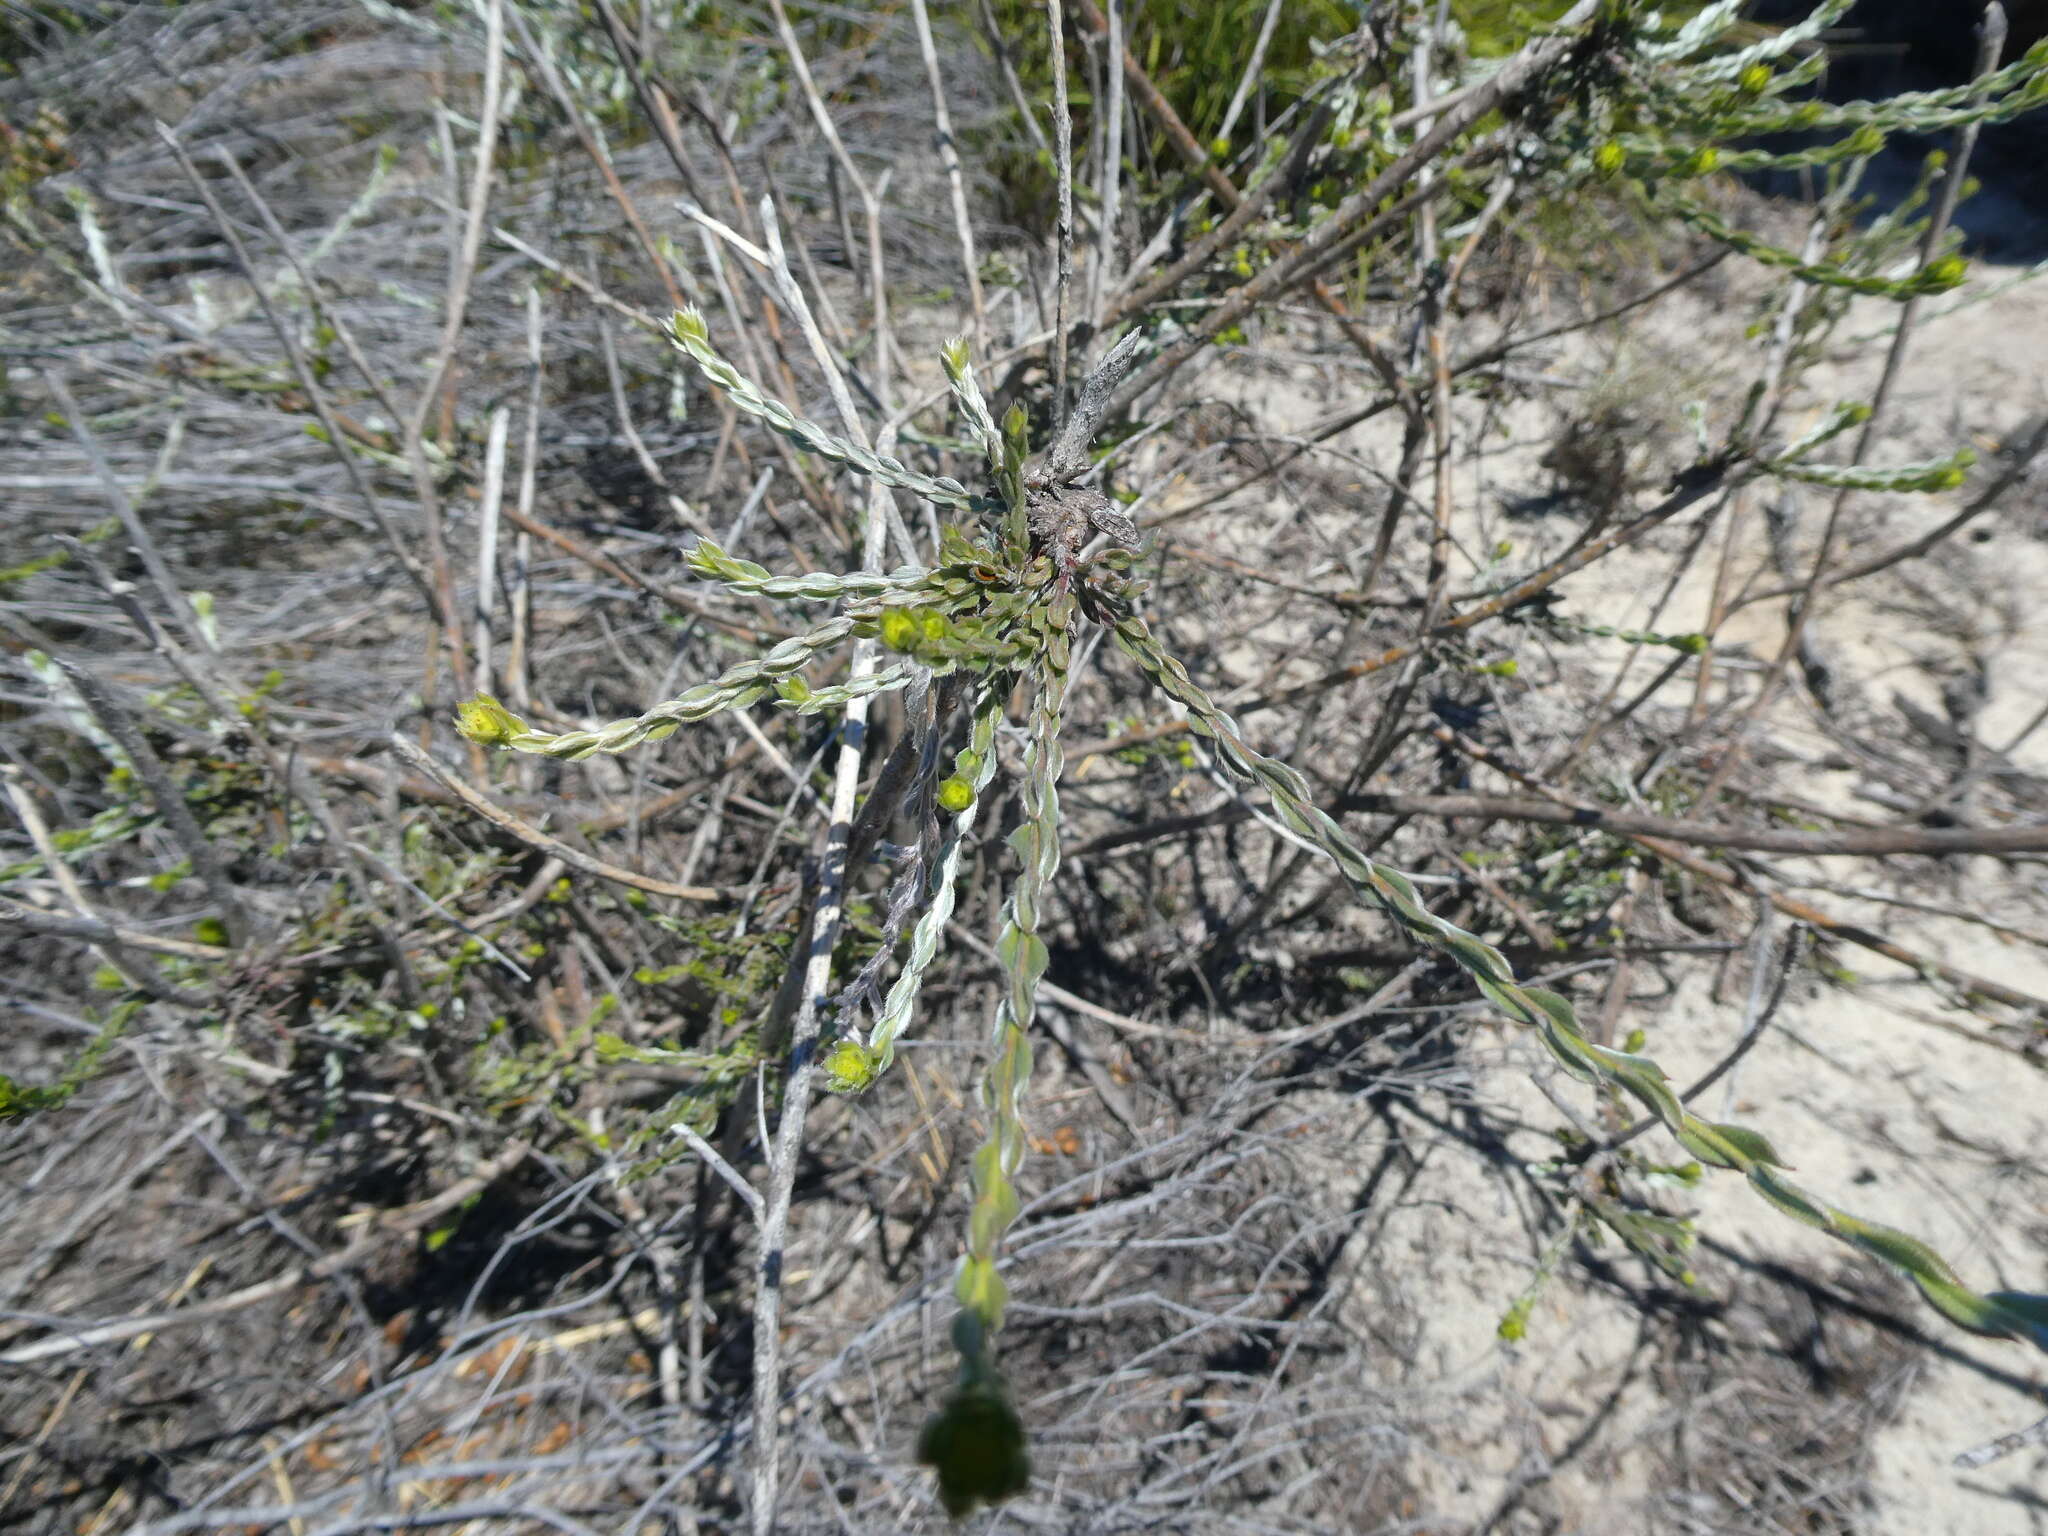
<box><xmin>1</xmin><ymin>16</ymin><xmax>91</xmax><ymax>80</ymax></box>
<box><xmin>1456</xmin><ymin>0</ymin><xmax>1596</xmax><ymax>56</ymax></box>
<box><xmin>0</xmin><ymin>515</ymin><xmax>108</xmax><ymax>590</ymax></box>
<box><xmin>474</xmin><ymin>911</ymin><xmax>785</xmax><ymax>1159</ymax></box>
<box><xmin>981</xmin><ymin>0</ymin><xmax>1352</xmax><ymax>218</ymax></box>
<box><xmin>0</xmin><ymin>1001</ymin><xmax>136</xmax><ymax>1121</ymax></box>
<box><xmin>0</xmin><ymin>801</ymin><xmax>151</xmax><ymax>886</ymax></box>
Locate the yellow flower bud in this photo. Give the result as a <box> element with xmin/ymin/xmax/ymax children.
<box><xmin>937</xmin><ymin>776</ymin><xmax>975</xmax><ymax>814</ymax></box>
<box><xmin>455</xmin><ymin>693</ymin><xmax>530</xmax><ymax>749</ymax></box>
<box><xmin>879</xmin><ymin>608</ymin><xmax>919</xmax><ymax>651</ymax></box>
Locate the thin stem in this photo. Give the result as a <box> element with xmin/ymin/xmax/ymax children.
<box><xmin>1215</xmin><ymin>0</ymin><xmax>1284</xmax><ymax>144</ymax></box>
<box><xmin>746</xmin><ymin>421</ymin><xmax>899</xmax><ymax>1536</ymax></box>
<box><xmin>402</xmin><ymin>0</ymin><xmax>508</xmax><ymax>700</ymax></box>
<box><xmin>505</xmin><ymin>2</ymin><xmax>688</xmax><ymax>311</ymax></box>
<box><xmin>386</xmin><ymin>734</ymin><xmax>725</xmax><ymax>901</ymax></box>
<box><xmin>507</xmin><ymin>287</ymin><xmax>543</xmax><ymax>713</ymax></box>
<box><xmin>2</xmin><ymin>771</ymin><xmax>206</xmax><ymax>1002</ymax></box>
<box><xmin>1064</xmin><ymin>787</ymin><xmax>2048</xmax><ymax>861</ymax></box>
<box><xmin>1414</xmin><ymin>12</ymin><xmax>1457</xmax><ymax>629</ymax></box>
<box><xmin>61</xmin><ymin>660</ymin><xmax>258</xmax><ymax>946</ymax></box>
<box><xmin>1047</xmin><ymin>0</ymin><xmax>1075</xmax><ymax>414</ymax></box>
<box><xmin>1087</xmin><ymin>0</ymin><xmax>1123</xmax><ymax>328</ymax></box>
<box><xmin>910</xmin><ymin>0</ymin><xmax>988</xmax><ymax>352</ymax></box>
<box><xmin>39</xmin><ymin>368</ymin><xmax>212</xmax><ymax>658</ymax></box>
<box><xmin>1112</xmin><ymin>0</ymin><xmax>1602</xmax><ymax>410</ymax></box>
<box><xmin>152</xmin><ymin>130</ymin><xmax>439</xmax><ymax>620</ymax></box>
<box><xmin>473</xmin><ymin>406</ymin><xmax>509</xmax><ymax>693</ymax></box>
<box><xmin>1741</xmin><ymin>407</ymin><xmax>2048</xmax><ymax>604</ymax></box>
<box><xmin>764</xmin><ymin>0</ymin><xmax>898</xmax><ymax>400</ymax></box>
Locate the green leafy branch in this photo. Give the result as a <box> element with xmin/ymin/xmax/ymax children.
<box><xmin>686</xmin><ymin>538</ymin><xmax>931</xmax><ymax>602</ymax></box>
<box><xmin>1107</xmin><ymin>604</ymin><xmax>2048</xmax><ymax>1353</ymax></box>
<box><xmin>1661</xmin><ymin>193</ymin><xmax>1970</xmax><ymax>301</ymax></box>
<box><xmin>669</xmin><ymin>308</ymin><xmax>993</xmax><ymax>516</ymax></box>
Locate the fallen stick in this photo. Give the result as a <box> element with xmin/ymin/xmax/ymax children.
<box><xmin>1064</xmin><ymin>789</ymin><xmax>2048</xmax><ymax>861</ymax></box>
<box><xmin>387</xmin><ymin>734</ymin><xmax>728</xmax><ymax>903</ymax></box>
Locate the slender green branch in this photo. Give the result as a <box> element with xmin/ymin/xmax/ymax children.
<box><xmin>826</xmin><ymin>681</ymin><xmax>1008</xmax><ymax>1090</ymax></box>
<box><xmin>919</xmin><ymin>598</ymin><xmax>1075</xmax><ymax>1520</ymax></box>
<box><xmin>453</xmin><ymin>618</ymin><xmax>911</xmax><ymax>759</ymax></box>
<box><xmin>1110</xmin><ymin>607</ymin><xmax>2048</xmax><ymax>1353</ymax></box>
<box><xmin>688</xmin><ymin>538</ymin><xmax>930</xmax><ymax>601</ymax></box>
<box><xmin>669</xmin><ymin>309</ymin><xmax>992</xmax><ymax>514</ymax></box>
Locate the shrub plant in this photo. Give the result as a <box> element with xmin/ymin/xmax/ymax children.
<box><xmin>8</xmin><ymin>0</ymin><xmax>2048</xmax><ymax>1528</ymax></box>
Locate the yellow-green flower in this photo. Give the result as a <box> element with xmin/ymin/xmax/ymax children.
<box><xmin>821</xmin><ymin>1037</ymin><xmax>882</xmax><ymax>1094</ymax></box>
<box><xmin>936</xmin><ymin>776</ymin><xmax>975</xmax><ymax>814</ymax></box>
<box><xmin>1928</xmin><ymin>456</ymin><xmax>1971</xmax><ymax>491</ymax></box>
<box><xmin>1923</xmin><ymin>255</ymin><xmax>1968</xmax><ymax>293</ymax></box>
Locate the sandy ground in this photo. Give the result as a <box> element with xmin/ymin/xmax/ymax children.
<box><xmin>1139</xmin><ymin>237</ymin><xmax>2048</xmax><ymax>1530</ymax></box>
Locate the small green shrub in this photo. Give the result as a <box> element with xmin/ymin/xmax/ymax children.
<box><xmin>458</xmin><ymin>284</ymin><xmax>2048</xmax><ymax>1513</ymax></box>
